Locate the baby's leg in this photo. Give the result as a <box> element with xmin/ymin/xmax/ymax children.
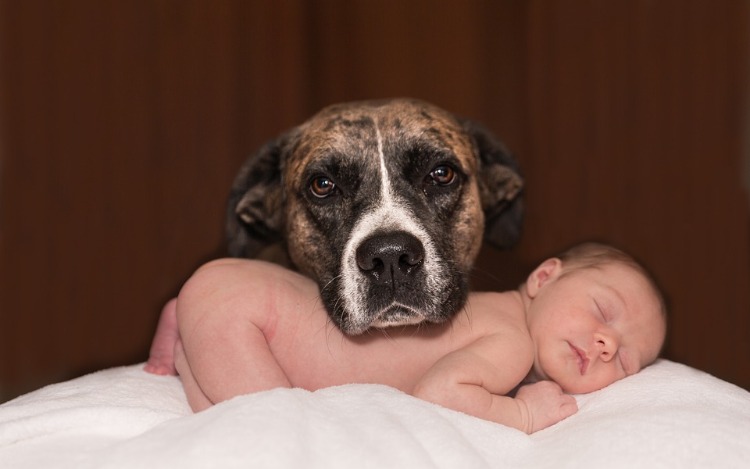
<box><xmin>174</xmin><ymin>337</ymin><xmax>213</xmax><ymax>411</ymax></box>
<box><xmin>144</xmin><ymin>298</ymin><xmax>179</xmax><ymax>375</ymax></box>
<box><xmin>176</xmin><ymin>259</ymin><xmax>294</xmax><ymax>410</ymax></box>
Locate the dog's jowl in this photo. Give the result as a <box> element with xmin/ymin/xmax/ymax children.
<box><xmin>227</xmin><ymin>98</ymin><xmax>523</xmax><ymax>334</ymax></box>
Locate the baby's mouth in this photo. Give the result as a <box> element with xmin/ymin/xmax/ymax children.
<box><xmin>569</xmin><ymin>342</ymin><xmax>590</xmax><ymax>375</ymax></box>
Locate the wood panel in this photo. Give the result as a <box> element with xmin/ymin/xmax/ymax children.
<box><xmin>1</xmin><ymin>1</ymin><xmax>748</xmax><ymax>402</ymax></box>
<box><xmin>515</xmin><ymin>0</ymin><xmax>750</xmax><ymax>387</ymax></box>
<box><xmin>0</xmin><ymin>0</ymin><xmax>279</xmax><ymax>399</ymax></box>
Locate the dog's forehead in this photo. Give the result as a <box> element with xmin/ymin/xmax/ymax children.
<box><xmin>374</xmin><ymin>100</ymin><xmax>473</xmax><ymax>153</ymax></box>
<box><xmin>300</xmin><ymin>106</ymin><xmax>380</xmax><ymax>155</ymax></box>
<box><xmin>287</xmin><ymin>100</ymin><xmax>476</xmax><ymax>174</ymax></box>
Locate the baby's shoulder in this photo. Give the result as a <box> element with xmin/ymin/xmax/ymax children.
<box><xmin>466</xmin><ymin>291</ymin><xmax>527</xmax><ymax>327</ymax></box>
<box><xmin>463</xmin><ymin>291</ymin><xmax>532</xmax><ymax>349</ymax></box>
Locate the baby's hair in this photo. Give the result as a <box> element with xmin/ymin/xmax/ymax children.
<box><xmin>557</xmin><ymin>242</ymin><xmax>668</xmax><ymax>321</ymax></box>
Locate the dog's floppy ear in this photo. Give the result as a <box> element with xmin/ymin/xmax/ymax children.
<box><xmin>462</xmin><ymin>120</ymin><xmax>524</xmax><ymax>249</ymax></box>
<box><xmin>226</xmin><ymin>137</ymin><xmax>289</xmax><ymax>258</ymax></box>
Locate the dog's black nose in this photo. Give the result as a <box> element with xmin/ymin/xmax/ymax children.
<box><xmin>356</xmin><ymin>231</ymin><xmax>425</xmax><ymax>285</ymax></box>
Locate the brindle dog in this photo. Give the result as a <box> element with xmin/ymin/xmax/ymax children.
<box><xmin>227</xmin><ymin>98</ymin><xmax>523</xmax><ymax>334</ymax></box>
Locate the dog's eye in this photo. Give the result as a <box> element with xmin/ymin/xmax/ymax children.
<box><xmin>310</xmin><ymin>176</ymin><xmax>336</xmax><ymax>198</ymax></box>
<box><xmin>427</xmin><ymin>165</ymin><xmax>457</xmax><ymax>186</ymax></box>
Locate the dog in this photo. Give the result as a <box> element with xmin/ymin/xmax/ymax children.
<box><xmin>226</xmin><ymin>98</ymin><xmax>523</xmax><ymax>335</ymax></box>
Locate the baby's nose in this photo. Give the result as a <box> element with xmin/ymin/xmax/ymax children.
<box><xmin>595</xmin><ymin>334</ymin><xmax>618</xmax><ymax>361</ymax></box>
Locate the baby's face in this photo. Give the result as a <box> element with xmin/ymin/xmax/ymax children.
<box><xmin>525</xmin><ymin>261</ymin><xmax>666</xmax><ymax>394</ymax></box>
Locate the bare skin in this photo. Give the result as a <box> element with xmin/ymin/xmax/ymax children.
<box><xmin>145</xmin><ymin>298</ymin><xmax>179</xmax><ymax>376</ymax></box>
<box><xmin>146</xmin><ymin>255</ymin><xmax>665</xmax><ymax>434</ymax></box>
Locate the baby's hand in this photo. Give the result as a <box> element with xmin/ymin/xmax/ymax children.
<box><xmin>515</xmin><ymin>381</ymin><xmax>578</xmax><ymax>433</ymax></box>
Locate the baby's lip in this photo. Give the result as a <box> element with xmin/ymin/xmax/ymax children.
<box><xmin>569</xmin><ymin>342</ymin><xmax>590</xmax><ymax>375</ymax></box>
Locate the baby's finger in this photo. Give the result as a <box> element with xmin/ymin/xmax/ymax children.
<box><xmin>559</xmin><ymin>396</ymin><xmax>578</xmax><ymax>419</ymax></box>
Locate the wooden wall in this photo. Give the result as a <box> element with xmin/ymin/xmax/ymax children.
<box><xmin>1</xmin><ymin>0</ymin><xmax>748</xmax><ymax>401</ymax></box>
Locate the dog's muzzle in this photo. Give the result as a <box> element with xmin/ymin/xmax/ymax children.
<box><xmin>352</xmin><ymin>231</ymin><xmax>430</xmax><ymax>329</ymax></box>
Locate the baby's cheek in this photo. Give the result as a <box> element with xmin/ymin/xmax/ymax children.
<box><xmin>571</xmin><ymin>370</ymin><xmax>624</xmax><ymax>394</ymax></box>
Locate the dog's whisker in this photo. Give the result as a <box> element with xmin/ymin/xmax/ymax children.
<box><xmin>460</xmin><ymin>301</ymin><xmax>473</xmax><ymax>332</ymax></box>
<box><xmin>319</xmin><ymin>275</ymin><xmax>340</xmax><ymax>294</ymax></box>
<box><xmin>379</xmin><ymin>327</ymin><xmax>397</xmax><ymax>342</ymax></box>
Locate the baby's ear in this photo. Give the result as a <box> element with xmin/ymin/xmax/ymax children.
<box><xmin>526</xmin><ymin>258</ymin><xmax>563</xmax><ymax>298</ymax></box>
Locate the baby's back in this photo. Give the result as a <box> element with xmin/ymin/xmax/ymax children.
<box><xmin>267</xmin><ymin>290</ymin><xmax>532</xmax><ymax>393</ymax></box>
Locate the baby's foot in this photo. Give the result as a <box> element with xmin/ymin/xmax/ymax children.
<box><xmin>144</xmin><ymin>298</ymin><xmax>179</xmax><ymax>375</ymax></box>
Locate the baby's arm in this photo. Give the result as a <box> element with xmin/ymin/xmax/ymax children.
<box><xmin>412</xmin><ymin>336</ymin><xmax>577</xmax><ymax>434</ymax></box>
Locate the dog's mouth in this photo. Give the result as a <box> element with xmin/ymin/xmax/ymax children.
<box><xmin>369</xmin><ymin>303</ymin><xmax>426</xmax><ymax>329</ymax></box>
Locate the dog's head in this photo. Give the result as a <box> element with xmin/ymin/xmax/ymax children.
<box><xmin>227</xmin><ymin>99</ymin><xmax>523</xmax><ymax>334</ymax></box>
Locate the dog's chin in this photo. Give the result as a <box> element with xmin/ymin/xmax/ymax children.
<box><xmin>370</xmin><ymin>304</ymin><xmax>427</xmax><ymax>329</ymax></box>
<box><xmin>335</xmin><ymin>303</ymin><xmax>431</xmax><ymax>335</ymax></box>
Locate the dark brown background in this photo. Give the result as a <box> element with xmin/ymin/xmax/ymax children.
<box><xmin>1</xmin><ymin>1</ymin><xmax>748</xmax><ymax>402</ymax></box>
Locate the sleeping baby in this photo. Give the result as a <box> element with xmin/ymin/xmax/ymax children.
<box><xmin>145</xmin><ymin>242</ymin><xmax>666</xmax><ymax>434</ymax></box>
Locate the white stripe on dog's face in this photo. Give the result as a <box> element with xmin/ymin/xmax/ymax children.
<box><xmin>339</xmin><ymin>125</ymin><xmax>450</xmax><ymax>333</ymax></box>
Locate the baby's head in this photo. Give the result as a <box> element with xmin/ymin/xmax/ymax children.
<box><xmin>522</xmin><ymin>242</ymin><xmax>667</xmax><ymax>394</ymax></box>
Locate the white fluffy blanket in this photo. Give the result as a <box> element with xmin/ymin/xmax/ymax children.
<box><xmin>1</xmin><ymin>359</ymin><xmax>749</xmax><ymax>468</ymax></box>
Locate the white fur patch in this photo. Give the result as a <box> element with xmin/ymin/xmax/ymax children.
<box><xmin>339</xmin><ymin>125</ymin><xmax>450</xmax><ymax>332</ymax></box>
